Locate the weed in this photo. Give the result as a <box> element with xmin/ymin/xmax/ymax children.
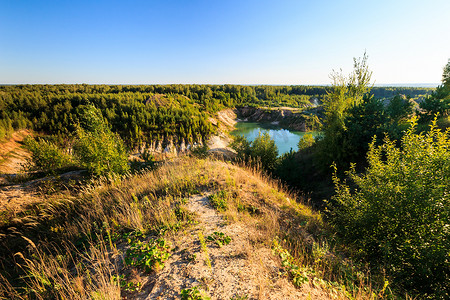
<box><xmin>180</xmin><ymin>286</ymin><xmax>211</xmax><ymax>300</ymax></box>
<box><xmin>124</xmin><ymin>237</ymin><xmax>171</xmax><ymax>273</ymax></box>
<box><xmin>230</xmin><ymin>295</ymin><xmax>248</xmax><ymax>300</ymax></box>
<box><xmin>198</xmin><ymin>232</ymin><xmax>211</xmax><ymax>269</ymax></box>
<box><xmin>272</xmin><ymin>239</ymin><xmax>312</xmax><ymax>287</ymax></box>
<box><xmin>208</xmin><ymin>190</ymin><xmax>228</xmax><ymax>211</ymax></box>
<box><xmin>111</xmin><ymin>274</ymin><xmax>142</xmax><ymax>292</ymax></box>
<box><xmin>206</xmin><ymin>231</ymin><xmax>232</xmax><ymax>248</ymax></box>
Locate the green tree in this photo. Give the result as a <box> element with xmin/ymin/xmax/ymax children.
<box><xmin>230</xmin><ymin>132</ymin><xmax>278</xmax><ymax>172</ymax></box>
<box><xmin>297</xmin><ymin>133</ymin><xmax>315</xmax><ymax>151</ymax></box>
<box><xmin>316</xmin><ymin>52</ymin><xmax>373</xmax><ymax>171</ymax></box>
<box><xmin>386</xmin><ymin>94</ymin><xmax>413</xmax><ymax>124</ymax></box>
<box><xmin>328</xmin><ymin>118</ymin><xmax>450</xmax><ymax>298</ymax></box>
<box><xmin>73</xmin><ymin>105</ymin><xmax>129</xmax><ymax>176</ymax></box>
<box><xmin>442</xmin><ymin>58</ymin><xmax>450</xmax><ymax>87</ymax></box>
<box><xmin>250</xmin><ymin>131</ymin><xmax>278</xmax><ymax>171</ymax></box>
<box><xmin>420</xmin><ymin>59</ymin><xmax>450</xmax><ymax>121</ymax></box>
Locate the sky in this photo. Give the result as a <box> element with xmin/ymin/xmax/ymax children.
<box><xmin>1</xmin><ymin>0</ymin><xmax>449</xmax><ymax>85</ymax></box>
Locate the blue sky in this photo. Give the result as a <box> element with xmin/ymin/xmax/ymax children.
<box><xmin>1</xmin><ymin>0</ymin><xmax>449</xmax><ymax>85</ymax></box>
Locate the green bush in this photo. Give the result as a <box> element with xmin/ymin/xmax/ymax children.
<box><xmin>208</xmin><ymin>191</ymin><xmax>228</xmax><ymax>211</ymax></box>
<box><xmin>328</xmin><ymin>117</ymin><xmax>450</xmax><ymax>298</ymax></box>
<box><xmin>24</xmin><ymin>137</ymin><xmax>73</xmax><ymax>174</ymax></box>
<box><xmin>231</xmin><ymin>131</ymin><xmax>278</xmax><ymax>172</ymax></box>
<box><xmin>297</xmin><ymin>133</ymin><xmax>315</xmax><ymax>151</ymax></box>
<box><xmin>73</xmin><ymin>105</ymin><xmax>129</xmax><ymax>176</ymax></box>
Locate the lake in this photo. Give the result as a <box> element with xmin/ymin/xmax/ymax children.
<box><xmin>231</xmin><ymin>122</ymin><xmax>319</xmax><ymax>156</ymax></box>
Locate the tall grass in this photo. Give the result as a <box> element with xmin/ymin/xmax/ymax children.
<box><xmin>0</xmin><ymin>157</ymin><xmax>384</xmax><ymax>299</ymax></box>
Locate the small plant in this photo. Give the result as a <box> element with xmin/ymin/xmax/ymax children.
<box><xmin>206</xmin><ymin>231</ymin><xmax>231</xmax><ymax>248</ymax></box>
<box><xmin>124</xmin><ymin>237</ymin><xmax>171</xmax><ymax>273</ymax></box>
<box><xmin>180</xmin><ymin>286</ymin><xmax>210</xmax><ymax>300</ymax></box>
<box><xmin>272</xmin><ymin>239</ymin><xmax>311</xmax><ymax>287</ymax></box>
<box><xmin>208</xmin><ymin>191</ymin><xmax>228</xmax><ymax>211</ymax></box>
<box><xmin>198</xmin><ymin>231</ymin><xmax>211</xmax><ymax>268</ymax></box>
<box><xmin>190</xmin><ymin>144</ymin><xmax>209</xmax><ymax>159</ymax></box>
<box><xmin>230</xmin><ymin>295</ymin><xmax>248</xmax><ymax>300</ymax></box>
<box><xmin>112</xmin><ymin>274</ymin><xmax>142</xmax><ymax>292</ymax></box>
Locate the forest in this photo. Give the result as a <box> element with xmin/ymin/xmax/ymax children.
<box><xmin>0</xmin><ymin>83</ymin><xmax>433</xmax><ymax>149</ymax></box>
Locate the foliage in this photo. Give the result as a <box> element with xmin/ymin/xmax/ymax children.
<box><xmin>73</xmin><ymin>105</ymin><xmax>129</xmax><ymax>176</ymax></box>
<box><xmin>23</xmin><ymin>136</ymin><xmax>74</xmax><ymax>174</ymax></box>
<box><xmin>386</xmin><ymin>94</ymin><xmax>413</xmax><ymax>124</ymax></box>
<box><xmin>111</xmin><ymin>274</ymin><xmax>142</xmax><ymax>292</ymax></box>
<box><xmin>272</xmin><ymin>239</ymin><xmax>311</xmax><ymax>287</ymax></box>
<box><xmin>208</xmin><ymin>190</ymin><xmax>228</xmax><ymax>211</ymax></box>
<box><xmin>231</xmin><ymin>131</ymin><xmax>278</xmax><ymax>172</ymax></box>
<box><xmin>316</xmin><ymin>53</ymin><xmax>373</xmax><ymax>172</ymax></box>
<box><xmin>297</xmin><ymin>133</ymin><xmax>315</xmax><ymax>151</ymax></box>
<box><xmin>250</xmin><ymin>131</ymin><xmax>278</xmax><ymax>170</ymax></box>
<box><xmin>206</xmin><ymin>231</ymin><xmax>232</xmax><ymax>247</ymax></box>
<box><xmin>180</xmin><ymin>286</ymin><xmax>210</xmax><ymax>300</ymax></box>
<box><xmin>442</xmin><ymin>58</ymin><xmax>450</xmax><ymax>87</ymax></box>
<box><xmin>0</xmin><ymin>84</ymin><xmax>432</xmax><ymax>149</ymax></box>
<box><xmin>420</xmin><ymin>85</ymin><xmax>450</xmax><ymax>121</ymax></box>
<box><xmin>190</xmin><ymin>143</ymin><xmax>209</xmax><ymax>158</ymax></box>
<box><xmin>124</xmin><ymin>236</ymin><xmax>171</xmax><ymax>273</ymax></box>
<box><xmin>229</xmin><ymin>135</ymin><xmax>251</xmax><ymax>161</ymax></box>
<box><xmin>328</xmin><ymin>118</ymin><xmax>450</xmax><ymax>298</ymax></box>
<box><xmin>420</xmin><ymin>59</ymin><xmax>450</xmax><ymax>122</ymax></box>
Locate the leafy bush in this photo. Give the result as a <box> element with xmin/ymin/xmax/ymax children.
<box><xmin>297</xmin><ymin>133</ymin><xmax>315</xmax><ymax>151</ymax></box>
<box><xmin>231</xmin><ymin>131</ymin><xmax>278</xmax><ymax>171</ymax></box>
<box><xmin>190</xmin><ymin>143</ymin><xmax>209</xmax><ymax>158</ymax></box>
<box><xmin>180</xmin><ymin>286</ymin><xmax>210</xmax><ymax>300</ymax></box>
<box><xmin>208</xmin><ymin>191</ymin><xmax>228</xmax><ymax>211</ymax></box>
<box><xmin>24</xmin><ymin>137</ymin><xmax>73</xmax><ymax>174</ymax></box>
<box><xmin>73</xmin><ymin>105</ymin><xmax>129</xmax><ymax>176</ymax></box>
<box><xmin>206</xmin><ymin>231</ymin><xmax>231</xmax><ymax>247</ymax></box>
<box><xmin>124</xmin><ymin>237</ymin><xmax>171</xmax><ymax>273</ymax></box>
<box><xmin>328</xmin><ymin>118</ymin><xmax>450</xmax><ymax>298</ymax></box>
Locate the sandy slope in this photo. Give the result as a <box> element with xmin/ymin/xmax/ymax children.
<box><xmin>136</xmin><ymin>193</ymin><xmax>330</xmax><ymax>299</ymax></box>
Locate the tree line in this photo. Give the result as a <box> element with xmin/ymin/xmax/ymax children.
<box><xmin>0</xmin><ymin>83</ymin><xmax>433</xmax><ymax>146</ymax></box>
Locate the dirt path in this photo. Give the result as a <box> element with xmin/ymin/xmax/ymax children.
<box><xmin>0</xmin><ymin>130</ymin><xmax>31</xmax><ymax>176</ymax></box>
<box><xmin>138</xmin><ymin>193</ymin><xmax>328</xmax><ymax>300</ymax></box>
<box><xmin>0</xmin><ymin>130</ymin><xmax>41</xmax><ymax>213</ymax></box>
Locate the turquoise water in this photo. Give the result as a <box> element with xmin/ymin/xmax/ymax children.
<box><xmin>231</xmin><ymin>122</ymin><xmax>319</xmax><ymax>156</ymax></box>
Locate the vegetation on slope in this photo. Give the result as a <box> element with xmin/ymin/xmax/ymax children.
<box><xmin>0</xmin><ymin>157</ymin><xmax>387</xmax><ymax>299</ymax></box>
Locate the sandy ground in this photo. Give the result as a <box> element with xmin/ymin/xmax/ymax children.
<box><xmin>0</xmin><ymin>130</ymin><xmax>31</xmax><ymax>176</ymax></box>
<box><xmin>0</xmin><ymin>130</ymin><xmax>41</xmax><ymax>213</ymax></box>
<box><xmin>135</xmin><ymin>194</ymin><xmax>330</xmax><ymax>299</ymax></box>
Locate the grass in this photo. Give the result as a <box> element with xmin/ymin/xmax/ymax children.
<box><xmin>0</xmin><ymin>156</ymin><xmax>389</xmax><ymax>299</ymax></box>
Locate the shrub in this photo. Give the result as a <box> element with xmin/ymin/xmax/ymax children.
<box><xmin>208</xmin><ymin>191</ymin><xmax>228</xmax><ymax>211</ymax></box>
<box><xmin>328</xmin><ymin>117</ymin><xmax>450</xmax><ymax>298</ymax></box>
<box><xmin>297</xmin><ymin>133</ymin><xmax>315</xmax><ymax>151</ymax></box>
<box><xmin>231</xmin><ymin>131</ymin><xmax>278</xmax><ymax>172</ymax></box>
<box><xmin>24</xmin><ymin>137</ymin><xmax>73</xmax><ymax>174</ymax></box>
<box><xmin>73</xmin><ymin>105</ymin><xmax>129</xmax><ymax>176</ymax></box>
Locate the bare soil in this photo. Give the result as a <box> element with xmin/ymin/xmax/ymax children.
<box><xmin>0</xmin><ymin>130</ymin><xmax>41</xmax><ymax>213</ymax></box>
<box><xmin>136</xmin><ymin>193</ymin><xmax>330</xmax><ymax>299</ymax></box>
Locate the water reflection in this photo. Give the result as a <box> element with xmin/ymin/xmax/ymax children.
<box><xmin>231</xmin><ymin>122</ymin><xmax>319</xmax><ymax>156</ymax></box>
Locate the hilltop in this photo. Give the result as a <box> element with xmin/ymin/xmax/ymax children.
<box><xmin>0</xmin><ymin>157</ymin><xmax>378</xmax><ymax>299</ymax></box>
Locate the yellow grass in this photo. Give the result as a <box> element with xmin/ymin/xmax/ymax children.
<box><xmin>1</xmin><ymin>157</ymin><xmax>381</xmax><ymax>299</ymax></box>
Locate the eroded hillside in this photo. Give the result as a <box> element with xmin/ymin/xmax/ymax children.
<box><xmin>0</xmin><ymin>158</ymin><xmax>378</xmax><ymax>299</ymax></box>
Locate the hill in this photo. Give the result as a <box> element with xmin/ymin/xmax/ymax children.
<box><xmin>0</xmin><ymin>157</ymin><xmax>380</xmax><ymax>299</ymax></box>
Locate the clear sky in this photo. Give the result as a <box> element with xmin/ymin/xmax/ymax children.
<box><xmin>1</xmin><ymin>0</ymin><xmax>449</xmax><ymax>85</ymax></box>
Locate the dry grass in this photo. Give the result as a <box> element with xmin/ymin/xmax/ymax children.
<box><xmin>0</xmin><ymin>157</ymin><xmax>382</xmax><ymax>299</ymax></box>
